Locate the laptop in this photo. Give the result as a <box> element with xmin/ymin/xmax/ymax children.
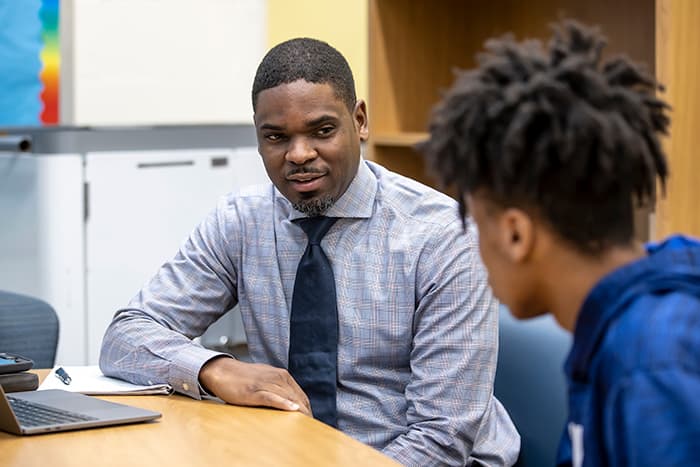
<box><xmin>0</xmin><ymin>384</ymin><xmax>161</xmax><ymax>435</ymax></box>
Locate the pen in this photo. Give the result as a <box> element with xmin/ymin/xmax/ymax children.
<box><xmin>55</xmin><ymin>367</ymin><xmax>72</xmax><ymax>385</ymax></box>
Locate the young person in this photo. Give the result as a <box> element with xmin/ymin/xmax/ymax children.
<box><xmin>100</xmin><ymin>38</ymin><xmax>519</xmax><ymax>466</ymax></box>
<box><xmin>419</xmin><ymin>20</ymin><xmax>700</xmax><ymax>467</ymax></box>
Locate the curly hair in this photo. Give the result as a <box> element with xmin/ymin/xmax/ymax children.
<box><xmin>252</xmin><ymin>37</ymin><xmax>357</xmax><ymax>112</ymax></box>
<box><xmin>418</xmin><ymin>20</ymin><xmax>670</xmax><ymax>254</ymax></box>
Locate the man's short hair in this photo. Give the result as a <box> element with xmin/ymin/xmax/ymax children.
<box><xmin>252</xmin><ymin>37</ymin><xmax>357</xmax><ymax>112</ymax></box>
<box><xmin>419</xmin><ymin>21</ymin><xmax>670</xmax><ymax>254</ymax></box>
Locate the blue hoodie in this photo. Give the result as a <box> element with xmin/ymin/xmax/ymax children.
<box><xmin>556</xmin><ymin>235</ymin><xmax>700</xmax><ymax>467</ymax></box>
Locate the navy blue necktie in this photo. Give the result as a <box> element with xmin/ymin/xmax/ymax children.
<box><xmin>288</xmin><ymin>216</ymin><xmax>339</xmax><ymax>427</ymax></box>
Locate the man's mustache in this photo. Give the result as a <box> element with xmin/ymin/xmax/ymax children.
<box><xmin>286</xmin><ymin>167</ymin><xmax>325</xmax><ymax>178</ymax></box>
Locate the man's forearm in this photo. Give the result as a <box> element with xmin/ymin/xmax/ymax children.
<box><xmin>382</xmin><ymin>427</ymin><xmax>467</xmax><ymax>467</ymax></box>
<box><xmin>99</xmin><ymin>307</ymin><xmax>224</xmax><ymax>399</ymax></box>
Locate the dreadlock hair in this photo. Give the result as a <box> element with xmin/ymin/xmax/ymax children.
<box><xmin>418</xmin><ymin>20</ymin><xmax>670</xmax><ymax>255</ymax></box>
<box><xmin>252</xmin><ymin>37</ymin><xmax>357</xmax><ymax>113</ymax></box>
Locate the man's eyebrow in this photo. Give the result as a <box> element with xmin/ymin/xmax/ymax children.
<box><xmin>259</xmin><ymin>114</ymin><xmax>339</xmax><ymax>132</ymax></box>
<box><xmin>259</xmin><ymin>123</ymin><xmax>283</xmax><ymax>131</ymax></box>
<box><xmin>306</xmin><ymin>114</ymin><xmax>338</xmax><ymax>127</ymax></box>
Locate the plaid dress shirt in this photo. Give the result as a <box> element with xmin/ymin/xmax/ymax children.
<box><xmin>100</xmin><ymin>160</ymin><xmax>520</xmax><ymax>466</ymax></box>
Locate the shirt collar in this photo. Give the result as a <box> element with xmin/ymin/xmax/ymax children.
<box><xmin>278</xmin><ymin>158</ymin><xmax>377</xmax><ymax>221</ymax></box>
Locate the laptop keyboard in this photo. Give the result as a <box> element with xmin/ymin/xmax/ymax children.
<box><xmin>8</xmin><ymin>396</ymin><xmax>98</xmax><ymax>427</ymax></box>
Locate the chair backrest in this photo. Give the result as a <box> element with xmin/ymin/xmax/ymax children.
<box><xmin>0</xmin><ymin>290</ymin><xmax>59</xmax><ymax>368</ymax></box>
<box><xmin>494</xmin><ymin>306</ymin><xmax>572</xmax><ymax>467</ymax></box>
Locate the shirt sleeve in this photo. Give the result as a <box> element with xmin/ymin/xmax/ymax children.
<box><xmin>605</xmin><ymin>366</ymin><xmax>700</xmax><ymax>466</ymax></box>
<box><xmin>381</xmin><ymin>219</ymin><xmax>519</xmax><ymax>466</ymax></box>
<box><xmin>99</xmin><ymin>195</ymin><xmax>240</xmax><ymax>399</ymax></box>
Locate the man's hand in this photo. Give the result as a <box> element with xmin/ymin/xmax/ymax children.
<box><xmin>198</xmin><ymin>356</ymin><xmax>312</xmax><ymax>416</ymax></box>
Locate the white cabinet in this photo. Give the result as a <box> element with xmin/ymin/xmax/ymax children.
<box><xmin>84</xmin><ymin>148</ymin><xmax>267</xmax><ymax>363</ymax></box>
<box><xmin>0</xmin><ymin>152</ymin><xmax>85</xmax><ymax>364</ymax></box>
<box><xmin>0</xmin><ymin>144</ymin><xmax>267</xmax><ymax>365</ymax></box>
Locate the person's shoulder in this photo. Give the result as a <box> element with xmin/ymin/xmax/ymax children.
<box><xmin>367</xmin><ymin>160</ymin><xmax>461</xmax><ymax>229</ymax></box>
<box><xmin>597</xmin><ymin>291</ymin><xmax>700</xmax><ymax>379</ymax></box>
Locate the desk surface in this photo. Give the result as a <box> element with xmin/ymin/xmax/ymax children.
<box><xmin>2</xmin><ymin>370</ymin><xmax>399</xmax><ymax>467</ymax></box>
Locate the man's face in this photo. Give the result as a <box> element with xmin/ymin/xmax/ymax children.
<box><xmin>254</xmin><ymin>79</ymin><xmax>368</xmax><ymax>216</ymax></box>
<box><xmin>466</xmin><ymin>193</ymin><xmax>545</xmax><ymax>320</ymax></box>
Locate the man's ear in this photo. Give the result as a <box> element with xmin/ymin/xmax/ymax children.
<box><xmin>499</xmin><ymin>208</ymin><xmax>535</xmax><ymax>262</ymax></box>
<box><xmin>353</xmin><ymin>100</ymin><xmax>369</xmax><ymax>142</ymax></box>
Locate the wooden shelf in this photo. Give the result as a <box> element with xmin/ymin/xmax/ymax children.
<box><xmin>371</xmin><ymin>132</ymin><xmax>428</xmax><ymax>147</ymax></box>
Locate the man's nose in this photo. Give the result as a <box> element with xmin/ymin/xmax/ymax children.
<box><xmin>286</xmin><ymin>137</ymin><xmax>317</xmax><ymax>165</ymax></box>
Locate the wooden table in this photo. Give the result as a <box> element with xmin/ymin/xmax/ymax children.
<box><xmin>1</xmin><ymin>370</ymin><xmax>400</xmax><ymax>467</ymax></box>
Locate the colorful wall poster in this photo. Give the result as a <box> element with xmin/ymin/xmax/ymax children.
<box><xmin>0</xmin><ymin>0</ymin><xmax>59</xmax><ymax>126</ymax></box>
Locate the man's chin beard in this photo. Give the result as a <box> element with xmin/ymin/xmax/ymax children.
<box><xmin>292</xmin><ymin>195</ymin><xmax>335</xmax><ymax>217</ymax></box>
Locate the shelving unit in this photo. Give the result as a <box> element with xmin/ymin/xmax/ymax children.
<box><xmin>368</xmin><ymin>0</ymin><xmax>700</xmax><ymax>239</ymax></box>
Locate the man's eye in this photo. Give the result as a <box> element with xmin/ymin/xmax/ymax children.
<box><xmin>265</xmin><ymin>134</ymin><xmax>283</xmax><ymax>142</ymax></box>
<box><xmin>316</xmin><ymin>126</ymin><xmax>335</xmax><ymax>137</ymax></box>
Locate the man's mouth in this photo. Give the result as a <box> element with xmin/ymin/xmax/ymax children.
<box><xmin>286</xmin><ymin>171</ymin><xmax>326</xmax><ymax>192</ymax></box>
<box><xmin>287</xmin><ymin>173</ymin><xmax>323</xmax><ymax>183</ymax></box>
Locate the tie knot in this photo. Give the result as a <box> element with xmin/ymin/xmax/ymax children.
<box><xmin>296</xmin><ymin>216</ymin><xmax>338</xmax><ymax>245</ymax></box>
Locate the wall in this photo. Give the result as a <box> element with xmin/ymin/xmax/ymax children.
<box><xmin>267</xmin><ymin>0</ymin><xmax>368</xmax><ymax>104</ymax></box>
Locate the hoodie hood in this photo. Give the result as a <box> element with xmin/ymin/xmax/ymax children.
<box><xmin>566</xmin><ymin>235</ymin><xmax>700</xmax><ymax>381</ymax></box>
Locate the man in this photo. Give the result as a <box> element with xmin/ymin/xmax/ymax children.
<box><xmin>418</xmin><ymin>21</ymin><xmax>700</xmax><ymax>467</ymax></box>
<box><xmin>100</xmin><ymin>38</ymin><xmax>519</xmax><ymax>466</ymax></box>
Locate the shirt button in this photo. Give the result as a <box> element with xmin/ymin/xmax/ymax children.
<box><xmin>182</xmin><ymin>383</ymin><xmax>189</xmax><ymax>391</ymax></box>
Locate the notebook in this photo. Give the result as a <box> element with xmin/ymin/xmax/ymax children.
<box><xmin>0</xmin><ymin>384</ymin><xmax>161</xmax><ymax>435</ymax></box>
<box><xmin>39</xmin><ymin>366</ymin><xmax>173</xmax><ymax>396</ymax></box>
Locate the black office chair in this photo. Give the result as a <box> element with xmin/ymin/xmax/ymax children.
<box><xmin>494</xmin><ymin>306</ymin><xmax>572</xmax><ymax>467</ymax></box>
<box><xmin>0</xmin><ymin>290</ymin><xmax>59</xmax><ymax>368</ymax></box>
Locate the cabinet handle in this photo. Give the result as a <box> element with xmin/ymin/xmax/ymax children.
<box><xmin>137</xmin><ymin>160</ymin><xmax>194</xmax><ymax>169</ymax></box>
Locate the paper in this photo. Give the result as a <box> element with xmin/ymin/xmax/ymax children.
<box><xmin>38</xmin><ymin>366</ymin><xmax>173</xmax><ymax>396</ymax></box>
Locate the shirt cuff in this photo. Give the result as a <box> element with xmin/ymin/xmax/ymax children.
<box><xmin>167</xmin><ymin>344</ymin><xmax>232</xmax><ymax>400</ymax></box>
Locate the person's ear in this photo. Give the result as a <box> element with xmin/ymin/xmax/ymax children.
<box><xmin>353</xmin><ymin>100</ymin><xmax>369</xmax><ymax>142</ymax></box>
<box><xmin>499</xmin><ymin>208</ymin><xmax>534</xmax><ymax>262</ymax></box>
